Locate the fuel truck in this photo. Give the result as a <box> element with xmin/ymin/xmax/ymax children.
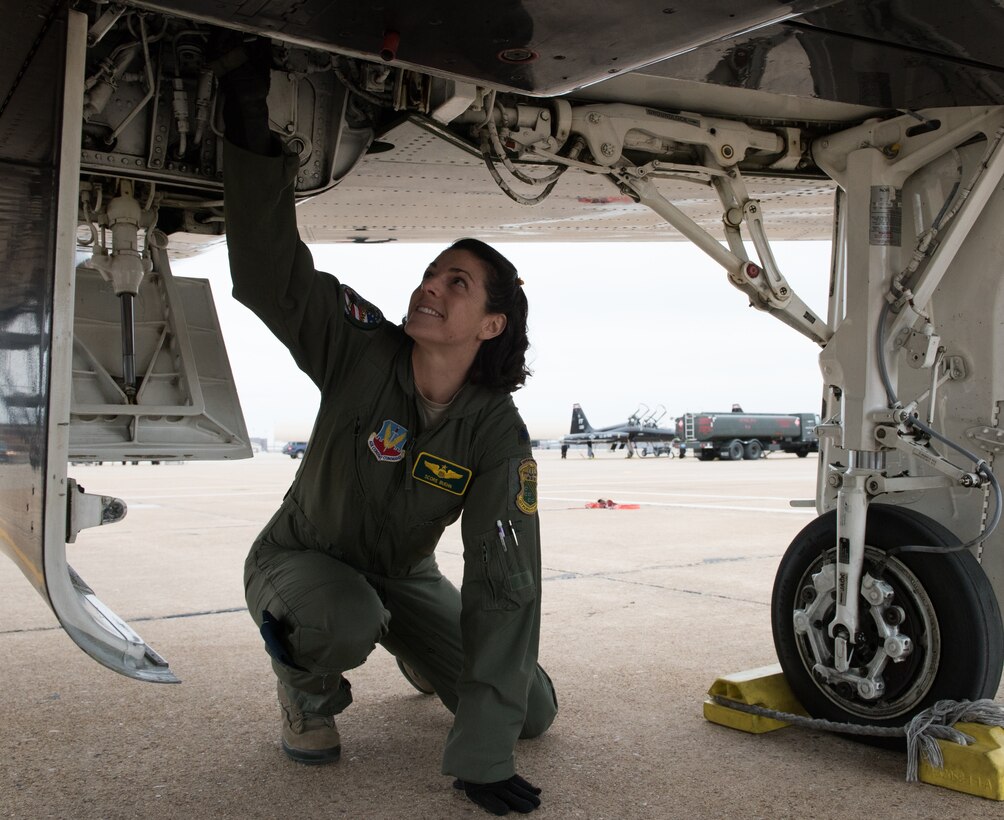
<box><xmin>676</xmin><ymin>410</ymin><xmax>819</xmax><ymax>460</ymax></box>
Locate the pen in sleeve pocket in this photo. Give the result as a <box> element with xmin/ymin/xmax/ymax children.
<box><xmin>507</xmin><ymin>520</ymin><xmax>519</xmax><ymax>548</ymax></box>
<box><xmin>495</xmin><ymin>520</ymin><xmax>508</xmax><ymax>551</ymax></box>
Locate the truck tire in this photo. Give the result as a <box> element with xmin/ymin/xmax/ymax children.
<box><xmin>772</xmin><ymin>504</ymin><xmax>1003</xmax><ymax>735</ymax></box>
<box><xmin>726</xmin><ymin>439</ymin><xmax>744</xmax><ymax>461</ymax></box>
<box><xmin>699</xmin><ymin>450</ymin><xmax>715</xmax><ymax>461</ymax></box>
<box><xmin>743</xmin><ymin>440</ymin><xmax>763</xmax><ymax>460</ymax></box>
<box><xmin>796</xmin><ymin>447</ymin><xmax>809</xmax><ymax>458</ymax></box>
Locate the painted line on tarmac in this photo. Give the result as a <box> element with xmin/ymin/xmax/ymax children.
<box><xmin>542</xmin><ymin>566</ymin><xmax>769</xmax><ymax>606</ymax></box>
<box><xmin>550</xmin><ymin>488</ymin><xmax>808</xmax><ymax>502</ymax></box>
<box><xmin>550</xmin><ymin>483</ymin><xmax>799</xmax><ymax>501</ymax></box>
<box><xmin>541</xmin><ymin>495</ymin><xmax>814</xmax><ymax>514</ymax></box>
<box><xmin>550</xmin><ymin>485</ymin><xmax>807</xmax><ymax>499</ymax></box>
<box><xmin>113</xmin><ymin>490</ymin><xmax>286</xmax><ymax>500</ymax></box>
<box><xmin>0</xmin><ymin>606</ymin><xmax>248</xmax><ymax>635</ymax></box>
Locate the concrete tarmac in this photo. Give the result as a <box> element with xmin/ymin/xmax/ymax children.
<box><xmin>2</xmin><ymin>450</ymin><xmax>1001</xmax><ymax>819</ymax></box>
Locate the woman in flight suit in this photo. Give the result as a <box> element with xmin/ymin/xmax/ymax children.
<box><xmin>219</xmin><ymin>37</ymin><xmax>557</xmax><ymax>817</ymax></box>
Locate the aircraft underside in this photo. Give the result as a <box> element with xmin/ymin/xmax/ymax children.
<box><xmin>2</xmin><ymin>0</ymin><xmax>1004</xmax><ymax>734</ymax></box>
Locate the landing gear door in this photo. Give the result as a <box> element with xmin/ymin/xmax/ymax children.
<box><xmin>66</xmin><ymin>10</ymin><xmax>189</xmax><ymax>682</ymax></box>
<box><xmin>1</xmin><ymin>9</ymin><xmax>250</xmax><ymax>683</ymax></box>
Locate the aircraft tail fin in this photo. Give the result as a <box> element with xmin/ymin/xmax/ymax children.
<box><xmin>570</xmin><ymin>403</ymin><xmax>593</xmax><ymax>434</ymax></box>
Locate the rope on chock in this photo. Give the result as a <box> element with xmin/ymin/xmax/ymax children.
<box><xmin>709</xmin><ymin>695</ymin><xmax>1004</xmax><ymax>781</ymax></box>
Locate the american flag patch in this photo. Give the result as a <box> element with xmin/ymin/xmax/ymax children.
<box><xmin>342</xmin><ymin>286</ymin><xmax>383</xmax><ymax>328</ymax></box>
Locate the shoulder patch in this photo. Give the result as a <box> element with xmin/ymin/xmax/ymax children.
<box><xmin>342</xmin><ymin>285</ymin><xmax>383</xmax><ymax>329</ymax></box>
<box><xmin>515</xmin><ymin>458</ymin><xmax>538</xmax><ymax>515</ymax></box>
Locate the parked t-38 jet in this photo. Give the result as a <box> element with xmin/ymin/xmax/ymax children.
<box><xmin>2</xmin><ymin>0</ymin><xmax>1004</xmax><ymax>738</ymax></box>
<box><xmin>561</xmin><ymin>403</ymin><xmax>679</xmax><ymax>455</ymax></box>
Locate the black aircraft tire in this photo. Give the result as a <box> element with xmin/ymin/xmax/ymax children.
<box><xmin>771</xmin><ymin>504</ymin><xmax>1003</xmax><ymax>737</ymax></box>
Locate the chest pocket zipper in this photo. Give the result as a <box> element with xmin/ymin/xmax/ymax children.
<box><xmin>352</xmin><ymin>417</ymin><xmax>365</xmax><ymax>486</ymax></box>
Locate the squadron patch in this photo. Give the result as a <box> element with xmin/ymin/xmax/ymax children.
<box><xmin>342</xmin><ymin>285</ymin><xmax>383</xmax><ymax>329</ymax></box>
<box><xmin>368</xmin><ymin>419</ymin><xmax>409</xmax><ymax>462</ymax></box>
<box><xmin>515</xmin><ymin>458</ymin><xmax>538</xmax><ymax>515</ymax></box>
<box><xmin>412</xmin><ymin>452</ymin><xmax>472</xmax><ymax>495</ymax></box>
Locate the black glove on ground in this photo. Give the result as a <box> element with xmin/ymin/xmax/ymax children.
<box><xmin>209</xmin><ymin>31</ymin><xmax>274</xmax><ymax>155</ymax></box>
<box><xmin>453</xmin><ymin>774</ymin><xmax>542</xmax><ymax>816</ymax></box>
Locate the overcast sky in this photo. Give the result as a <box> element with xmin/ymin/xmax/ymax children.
<box><xmin>173</xmin><ymin>239</ymin><xmax>832</xmax><ymax>442</ymax></box>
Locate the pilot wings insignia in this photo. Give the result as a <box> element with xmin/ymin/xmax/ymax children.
<box><xmin>413</xmin><ymin>452</ymin><xmax>472</xmax><ymax>495</ymax></box>
<box><xmin>425</xmin><ymin>460</ymin><xmax>463</xmax><ymax>481</ymax></box>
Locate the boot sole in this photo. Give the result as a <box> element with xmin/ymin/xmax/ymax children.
<box><xmin>281</xmin><ymin>741</ymin><xmax>342</xmax><ymax>765</ymax></box>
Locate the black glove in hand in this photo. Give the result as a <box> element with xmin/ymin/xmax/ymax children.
<box><xmin>209</xmin><ymin>31</ymin><xmax>274</xmax><ymax>155</ymax></box>
<box><xmin>453</xmin><ymin>774</ymin><xmax>542</xmax><ymax>816</ymax></box>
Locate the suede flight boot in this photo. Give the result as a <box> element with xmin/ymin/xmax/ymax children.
<box><xmin>277</xmin><ymin>681</ymin><xmax>341</xmax><ymax>765</ymax></box>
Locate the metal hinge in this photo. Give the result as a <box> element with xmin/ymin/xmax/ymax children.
<box><xmin>66</xmin><ymin>478</ymin><xmax>128</xmax><ymax>543</ymax></box>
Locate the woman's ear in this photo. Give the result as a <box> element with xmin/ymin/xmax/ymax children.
<box><xmin>478</xmin><ymin>313</ymin><xmax>507</xmax><ymax>341</ymax></box>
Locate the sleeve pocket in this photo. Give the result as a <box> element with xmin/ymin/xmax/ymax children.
<box><xmin>477</xmin><ymin>529</ymin><xmax>537</xmax><ymax>611</ymax></box>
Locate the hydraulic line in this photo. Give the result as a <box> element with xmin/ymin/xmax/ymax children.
<box><xmin>478</xmin><ymin>133</ymin><xmax>566</xmax><ymax>206</ymax></box>
<box><xmin>486</xmin><ymin>111</ymin><xmax>565</xmax><ymax>186</ymax></box>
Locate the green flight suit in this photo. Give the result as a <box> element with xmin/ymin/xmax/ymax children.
<box><xmin>224</xmin><ymin>141</ymin><xmax>557</xmax><ymax>784</ymax></box>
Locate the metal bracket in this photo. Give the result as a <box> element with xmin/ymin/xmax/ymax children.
<box><xmin>946</xmin><ymin>356</ymin><xmax>967</xmax><ymax>380</ymax></box>
<box><xmin>66</xmin><ymin>478</ymin><xmax>127</xmax><ymax>543</ymax></box>
<box><xmin>896</xmin><ymin>326</ymin><xmax>941</xmax><ymax>369</ymax></box>
<box><xmin>965</xmin><ymin>425</ymin><xmax>1004</xmax><ymax>456</ymax></box>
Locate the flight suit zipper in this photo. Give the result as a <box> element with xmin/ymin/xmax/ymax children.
<box><xmin>404</xmin><ymin>403</ymin><xmax>446</xmax><ymax>492</ymax></box>
<box><xmin>404</xmin><ymin>400</ymin><xmax>421</xmax><ymax>491</ymax></box>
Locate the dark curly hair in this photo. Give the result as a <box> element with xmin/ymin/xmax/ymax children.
<box><xmin>451</xmin><ymin>238</ymin><xmax>531</xmax><ymax>393</ymax></box>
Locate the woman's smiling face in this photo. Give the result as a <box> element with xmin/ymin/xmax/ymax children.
<box><xmin>404</xmin><ymin>247</ymin><xmax>506</xmax><ymax>350</ymax></box>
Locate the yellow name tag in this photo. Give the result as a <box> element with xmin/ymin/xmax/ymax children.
<box><xmin>412</xmin><ymin>452</ymin><xmax>472</xmax><ymax>495</ymax></box>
